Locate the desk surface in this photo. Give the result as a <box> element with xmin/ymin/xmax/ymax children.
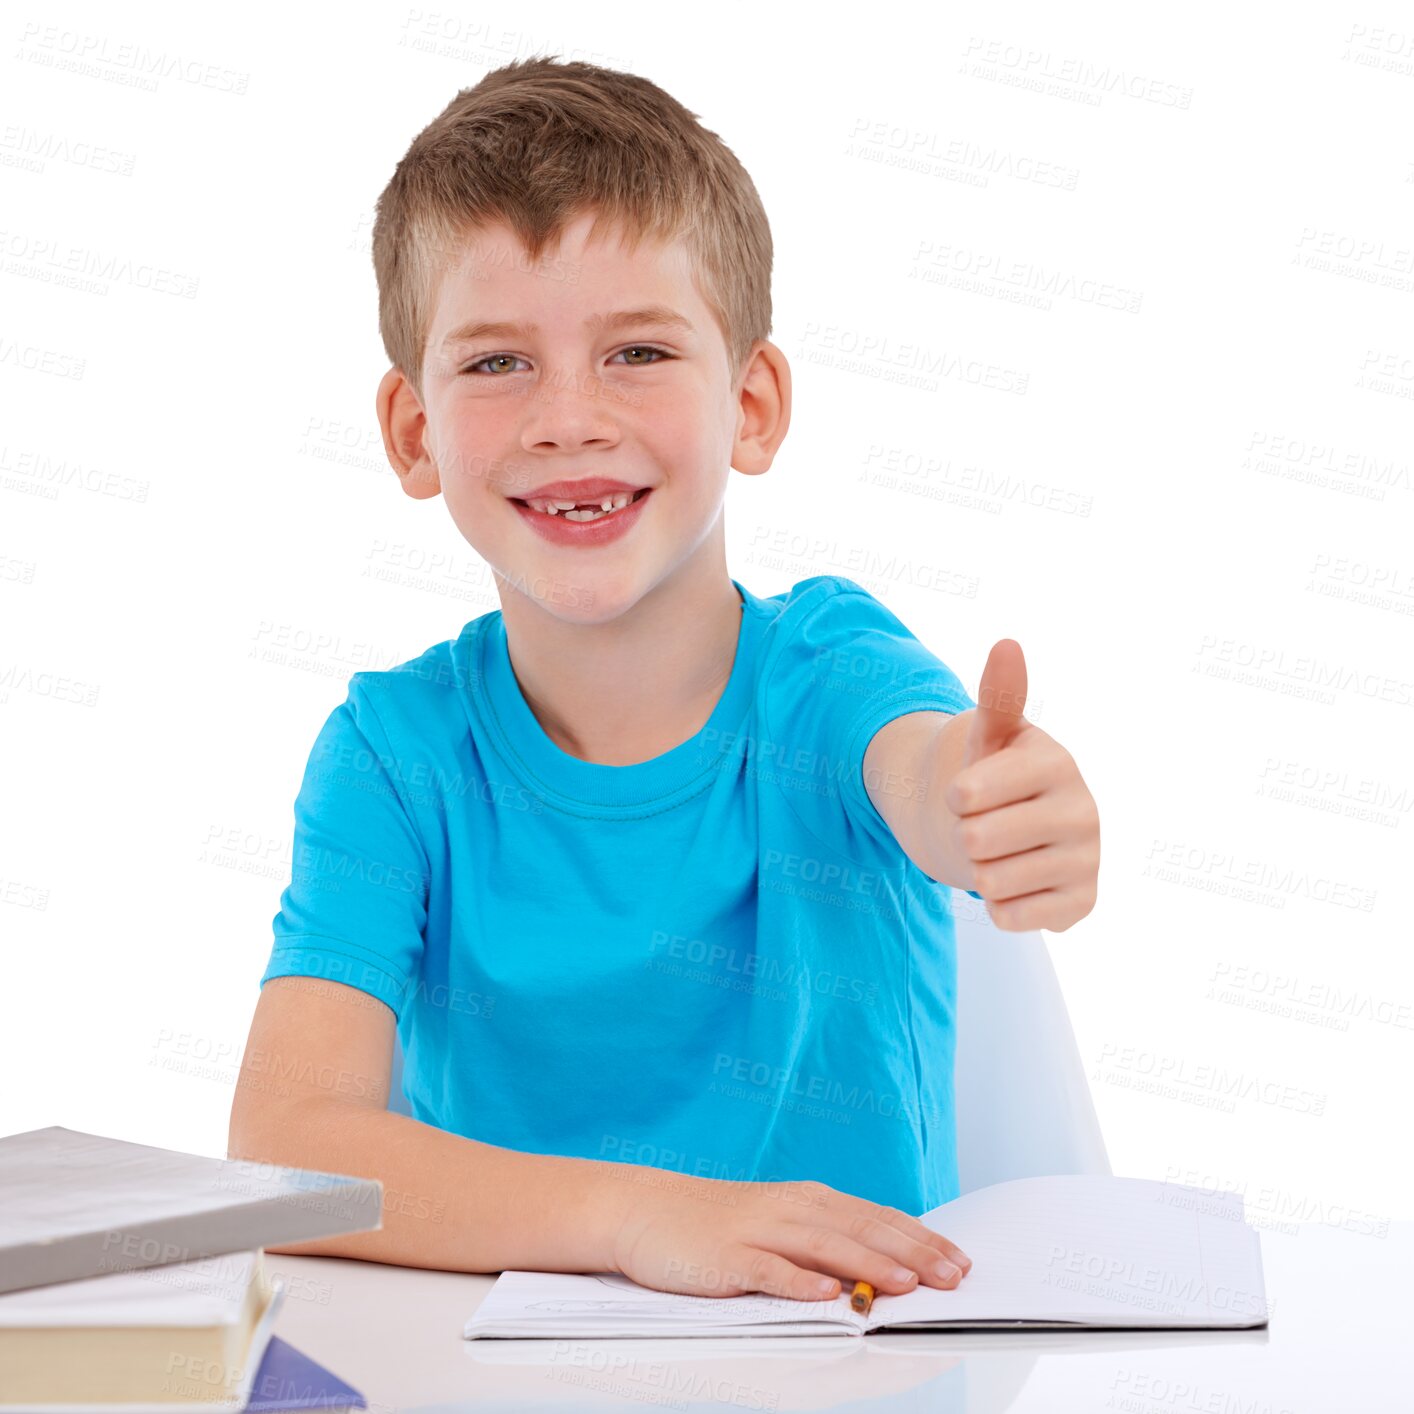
<box><xmin>265</xmin><ymin>1219</ymin><xmax>1404</xmax><ymax>1412</ymax></box>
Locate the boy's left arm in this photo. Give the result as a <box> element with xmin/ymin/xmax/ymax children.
<box><xmin>862</xmin><ymin>638</ymin><xmax>1100</xmax><ymax>933</ymax></box>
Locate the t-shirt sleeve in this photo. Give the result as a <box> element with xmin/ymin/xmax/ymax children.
<box><xmin>762</xmin><ymin>577</ymin><xmax>983</xmax><ymax>895</ymax></box>
<box><xmin>260</xmin><ymin>677</ymin><xmax>431</xmax><ymax>1018</ymax></box>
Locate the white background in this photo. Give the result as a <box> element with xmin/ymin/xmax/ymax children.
<box><xmin>3</xmin><ymin>0</ymin><xmax>1410</xmax><ymax>1233</ymax></box>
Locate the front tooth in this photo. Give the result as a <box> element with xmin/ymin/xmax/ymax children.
<box><xmin>526</xmin><ymin>492</ymin><xmax>635</xmax><ymax>518</ymax></box>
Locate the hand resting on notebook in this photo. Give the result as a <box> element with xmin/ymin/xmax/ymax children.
<box><xmin>599</xmin><ymin>1169</ymin><xmax>973</xmax><ymax>1302</ymax></box>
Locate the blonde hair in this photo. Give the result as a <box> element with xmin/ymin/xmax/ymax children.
<box><xmin>371</xmin><ymin>55</ymin><xmax>774</xmax><ymax>404</ymax></box>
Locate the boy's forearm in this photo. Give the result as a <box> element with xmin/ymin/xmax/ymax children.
<box><xmin>919</xmin><ymin>708</ymin><xmax>978</xmax><ymax>889</ymax></box>
<box><xmin>864</xmin><ymin>707</ymin><xmax>977</xmax><ymax>890</ymax></box>
<box><xmin>229</xmin><ymin>1095</ymin><xmax>629</xmax><ymax>1275</ymax></box>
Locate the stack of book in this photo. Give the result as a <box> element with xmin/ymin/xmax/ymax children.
<box><xmin>0</xmin><ymin>1126</ymin><xmax>382</xmax><ymax>1410</ymax></box>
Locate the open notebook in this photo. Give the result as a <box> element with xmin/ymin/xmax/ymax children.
<box><xmin>464</xmin><ymin>1176</ymin><xmax>1269</xmax><ymax>1339</ymax></box>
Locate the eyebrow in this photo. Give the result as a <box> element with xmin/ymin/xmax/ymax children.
<box><xmin>438</xmin><ymin>304</ymin><xmax>695</xmax><ymax>351</ymax></box>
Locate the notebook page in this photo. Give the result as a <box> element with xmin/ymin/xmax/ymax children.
<box><xmin>463</xmin><ymin>1270</ymin><xmax>866</xmax><ymax>1339</ymax></box>
<box><xmin>866</xmin><ymin>1176</ymin><xmax>1266</xmax><ymax>1330</ymax></box>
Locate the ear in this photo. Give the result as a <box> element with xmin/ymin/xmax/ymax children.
<box><xmin>375</xmin><ymin>366</ymin><xmax>442</xmax><ymax>501</ymax></box>
<box><xmin>731</xmin><ymin>339</ymin><xmax>792</xmax><ymax>478</ymax></box>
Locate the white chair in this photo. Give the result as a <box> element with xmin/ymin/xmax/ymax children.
<box><xmin>384</xmin><ymin>897</ymin><xmax>1111</xmax><ymax>1195</ymax></box>
<box><xmin>952</xmin><ymin>893</ymin><xmax>1111</xmax><ymax>1193</ymax></box>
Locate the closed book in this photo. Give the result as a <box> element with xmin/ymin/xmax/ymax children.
<box><xmin>0</xmin><ymin>1127</ymin><xmax>382</xmax><ymax>1296</ymax></box>
<box><xmin>0</xmin><ymin>1249</ymin><xmax>282</xmax><ymax>1410</ymax></box>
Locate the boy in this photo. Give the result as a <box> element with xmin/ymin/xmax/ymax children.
<box><xmin>229</xmin><ymin>56</ymin><xmax>1099</xmax><ymax>1306</ymax></box>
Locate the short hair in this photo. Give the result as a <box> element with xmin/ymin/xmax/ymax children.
<box><xmin>371</xmin><ymin>55</ymin><xmax>774</xmax><ymax>404</ymax></box>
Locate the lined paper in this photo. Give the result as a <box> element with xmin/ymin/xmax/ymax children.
<box><xmin>874</xmin><ymin>1175</ymin><xmax>1266</xmax><ymax>1329</ymax></box>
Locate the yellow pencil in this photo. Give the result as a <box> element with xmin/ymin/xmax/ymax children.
<box><xmin>849</xmin><ymin>1280</ymin><xmax>875</xmax><ymax>1315</ymax></box>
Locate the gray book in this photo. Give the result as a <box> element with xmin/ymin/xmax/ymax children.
<box><xmin>0</xmin><ymin>1126</ymin><xmax>383</xmax><ymax>1296</ymax></box>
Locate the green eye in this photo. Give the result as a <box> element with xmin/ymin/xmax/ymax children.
<box><xmin>617</xmin><ymin>346</ymin><xmax>670</xmax><ymax>365</ymax></box>
<box><xmin>461</xmin><ymin>346</ymin><xmax>673</xmax><ymax>376</ymax></box>
<box><xmin>464</xmin><ymin>354</ymin><xmax>528</xmax><ymax>376</ymax></box>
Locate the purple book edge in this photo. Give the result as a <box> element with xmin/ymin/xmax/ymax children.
<box><xmin>244</xmin><ymin>1335</ymin><xmax>367</xmax><ymax>1412</ymax></box>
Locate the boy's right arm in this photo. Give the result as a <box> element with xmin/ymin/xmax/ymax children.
<box><xmin>226</xmin><ymin>976</ymin><xmax>620</xmax><ymax>1274</ymax></box>
<box><xmin>228</xmin><ymin>976</ymin><xmax>972</xmax><ymax>1299</ymax></box>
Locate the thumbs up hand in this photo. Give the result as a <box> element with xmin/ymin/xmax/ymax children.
<box><xmin>946</xmin><ymin>640</ymin><xmax>1099</xmax><ymax>933</ymax></box>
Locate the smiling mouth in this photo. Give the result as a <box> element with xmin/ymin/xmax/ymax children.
<box><xmin>511</xmin><ymin>487</ymin><xmax>652</xmax><ymax>522</ymax></box>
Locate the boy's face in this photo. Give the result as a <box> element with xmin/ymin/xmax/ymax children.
<box><xmin>380</xmin><ymin>209</ymin><xmax>786</xmax><ymax>625</ymax></box>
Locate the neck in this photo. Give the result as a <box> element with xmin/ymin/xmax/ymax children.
<box><xmin>497</xmin><ymin>534</ymin><xmax>743</xmax><ymax>767</ymax></box>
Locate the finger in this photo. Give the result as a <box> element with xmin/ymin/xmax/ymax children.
<box><xmin>955</xmin><ymin>797</ymin><xmax>1057</xmax><ymax>861</ymax></box>
<box><xmin>961</xmin><ymin>640</ymin><xmax>1028</xmax><ymax>771</ymax></box>
<box><xmin>971</xmin><ymin>842</ymin><xmax>1075</xmax><ymax>902</ymax></box>
<box><xmin>826</xmin><ymin>1212</ymin><xmax>969</xmax><ymax>1289</ymax></box>
<box><xmin>775</xmin><ymin>1225</ymin><xmax>939</xmax><ymax>1295</ymax></box>
<box><xmin>822</xmin><ymin>1197</ymin><xmax>973</xmax><ymax>1276</ymax></box>
<box><xmin>987</xmin><ymin>887</ymin><xmax>1074</xmax><ymax>933</ymax></box>
<box><xmin>950</xmin><ymin>729</ymin><xmax>1063</xmax><ymax>816</ymax></box>
<box><xmin>718</xmin><ymin>1244</ymin><xmax>847</xmax><ymax>1303</ymax></box>
<box><xmin>961</xmin><ymin>793</ymin><xmax>1097</xmax><ymax>860</ymax></box>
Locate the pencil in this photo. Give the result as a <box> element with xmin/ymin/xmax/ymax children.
<box><xmin>849</xmin><ymin>1280</ymin><xmax>875</xmax><ymax>1315</ymax></box>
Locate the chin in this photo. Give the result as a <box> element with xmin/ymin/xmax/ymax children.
<box><xmin>496</xmin><ymin>562</ymin><xmax>651</xmax><ymax>626</ymax></box>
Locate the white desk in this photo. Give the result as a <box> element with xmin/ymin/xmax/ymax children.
<box><xmin>265</xmin><ymin>1220</ymin><xmax>1405</xmax><ymax>1412</ymax></box>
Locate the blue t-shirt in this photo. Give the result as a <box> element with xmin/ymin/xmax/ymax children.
<box><xmin>260</xmin><ymin>575</ymin><xmax>979</xmax><ymax>1214</ymax></box>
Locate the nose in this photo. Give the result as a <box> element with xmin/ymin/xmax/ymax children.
<box><xmin>519</xmin><ymin>366</ymin><xmax>622</xmax><ymax>456</ymax></box>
